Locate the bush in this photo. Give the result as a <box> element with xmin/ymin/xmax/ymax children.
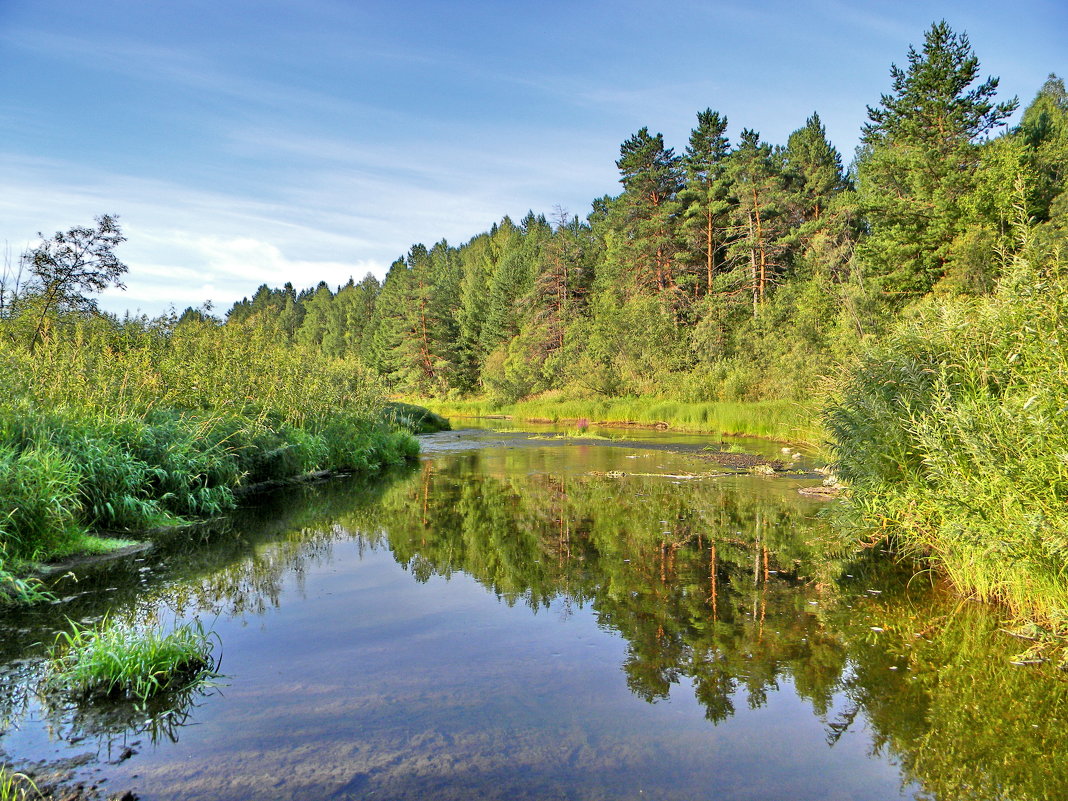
<box><xmin>827</xmin><ymin>249</ymin><xmax>1068</xmax><ymax>622</ymax></box>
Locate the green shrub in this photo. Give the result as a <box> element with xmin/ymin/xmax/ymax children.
<box><xmin>827</xmin><ymin>251</ymin><xmax>1068</xmax><ymax>622</ymax></box>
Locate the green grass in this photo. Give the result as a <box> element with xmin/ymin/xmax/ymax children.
<box><xmin>44</xmin><ymin>616</ymin><xmax>219</xmax><ymax>703</ymax></box>
<box><xmin>381</xmin><ymin>401</ymin><xmax>451</xmax><ymax>434</ymax></box>
<box><xmin>417</xmin><ymin>396</ymin><xmax>824</xmax><ymax>445</ymax></box>
<box><xmin>0</xmin><ymin>767</ymin><xmax>38</xmax><ymax>801</ymax></box>
<box><xmin>0</xmin><ymin>315</ymin><xmax>424</xmax><ymax>582</ymax></box>
<box><xmin>0</xmin><ymin>546</ymin><xmax>53</xmax><ymax>607</ymax></box>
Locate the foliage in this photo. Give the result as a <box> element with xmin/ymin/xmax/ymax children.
<box><xmin>0</xmin><ymin>295</ymin><xmax>417</xmax><ymax>579</ymax></box>
<box><xmin>827</xmin><ymin>232</ymin><xmax>1068</xmax><ymax>625</ymax></box>
<box><xmin>210</xmin><ymin>23</ymin><xmax>1045</xmax><ymax>433</ymax></box>
<box><xmin>855</xmin><ymin>21</ymin><xmax>1018</xmax><ymax>296</ymax></box>
<box><xmin>4</xmin><ymin>214</ymin><xmax>128</xmax><ymax>352</ymax></box>
<box><xmin>0</xmin><ymin>767</ymin><xmax>38</xmax><ymax>801</ymax></box>
<box><xmin>419</xmin><ymin>395</ymin><xmax>822</xmax><ymax>444</ymax></box>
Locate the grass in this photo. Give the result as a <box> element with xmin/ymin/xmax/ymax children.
<box><xmin>416</xmin><ymin>395</ymin><xmax>824</xmax><ymax>445</ymax></box>
<box><xmin>44</xmin><ymin>619</ymin><xmax>220</xmax><ymax>704</ymax></box>
<box><xmin>0</xmin><ymin>767</ymin><xmax>38</xmax><ymax>801</ymax></box>
<box><xmin>44</xmin><ymin>616</ymin><xmax>220</xmax><ymax>703</ymax></box>
<box><xmin>0</xmin><ymin>314</ymin><xmax>423</xmax><ymax>584</ymax></box>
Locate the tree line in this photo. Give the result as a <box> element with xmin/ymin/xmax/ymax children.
<box><xmin>207</xmin><ymin>22</ymin><xmax>1065</xmax><ymax>405</ymax></box>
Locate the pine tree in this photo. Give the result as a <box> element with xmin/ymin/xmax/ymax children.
<box><xmin>679</xmin><ymin>110</ymin><xmax>733</xmax><ymax>299</ymax></box>
<box><xmin>783</xmin><ymin>112</ymin><xmax>846</xmax><ymax>224</ymax></box>
<box><xmin>609</xmin><ymin>128</ymin><xmax>683</xmax><ymax>295</ymax></box>
<box><xmin>856</xmin><ymin>21</ymin><xmax>1017</xmax><ymax>296</ymax></box>
<box><xmin>725</xmin><ymin>129</ymin><xmax>788</xmax><ymax>314</ymax></box>
<box><xmin>1017</xmin><ymin>74</ymin><xmax>1068</xmax><ymax>223</ymax></box>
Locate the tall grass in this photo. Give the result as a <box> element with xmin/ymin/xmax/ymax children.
<box><xmin>0</xmin><ymin>314</ymin><xmax>419</xmax><ymax>574</ymax></box>
<box><xmin>0</xmin><ymin>767</ymin><xmax>38</xmax><ymax>801</ymax></box>
<box><xmin>420</xmin><ymin>396</ymin><xmax>823</xmax><ymax>444</ymax></box>
<box><xmin>827</xmin><ymin>244</ymin><xmax>1068</xmax><ymax>627</ymax></box>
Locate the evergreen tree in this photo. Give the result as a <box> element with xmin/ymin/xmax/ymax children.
<box><xmin>726</xmin><ymin>129</ymin><xmax>788</xmax><ymax>314</ymax></box>
<box><xmin>856</xmin><ymin>21</ymin><xmax>1017</xmax><ymax>296</ymax></box>
<box><xmin>679</xmin><ymin>109</ymin><xmax>733</xmax><ymax>298</ymax></box>
<box><xmin>295</xmin><ymin>281</ymin><xmax>334</xmax><ymax>350</ymax></box>
<box><xmin>783</xmin><ymin>112</ymin><xmax>846</xmax><ymax>224</ymax></box>
<box><xmin>1017</xmin><ymin>74</ymin><xmax>1068</xmax><ymax>224</ymax></box>
<box><xmin>363</xmin><ymin>258</ymin><xmax>411</xmax><ymax>388</ymax></box>
<box><xmin>609</xmin><ymin>128</ymin><xmax>683</xmax><ymax>295</ymax></box>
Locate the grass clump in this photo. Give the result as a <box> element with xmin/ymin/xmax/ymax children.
<box><xmin>44</xmin><ymin>616</ymin><xmax>219</xmax><ymax>703</ymax></box>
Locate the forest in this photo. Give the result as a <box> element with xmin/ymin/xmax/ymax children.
<box><xmin>2</xmin><ymin>22</ymin><xmax>1068</xmax><ymax>637</ymax></box>
<box><xmin>222</xmin><ymin>24</ymin><xmax>1065</xmax><ymax>411</ymax></box>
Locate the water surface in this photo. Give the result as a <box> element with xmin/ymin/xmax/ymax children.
<box><xmin>1</xmin><ymin>426</ymin><xmax>1065</xmax><ymax>800</ymax></box>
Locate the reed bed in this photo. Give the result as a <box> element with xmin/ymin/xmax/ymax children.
<box><xmin>0</xmin><ymin>315</ymin><xmax>418</xmax><ymax>596</ymax></box>
<box><xmin>827</xmin><ymin>252</ymin><xmax>1068</xmax><ymax>631</ymax></box>
<box><xmin>420</xmin><ymin>396</ymin><xmax>823</xmax><ymax>444</ymax></box>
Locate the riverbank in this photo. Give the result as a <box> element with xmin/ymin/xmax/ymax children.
<box><xmin>0</xmin><ymin>318</ymin><xmax>447</xmax><ymax>605</ymax></box>
<box><xmin>412</xmin><ymin>396</ymin><xmax>824</xmax><ymax>447</ymax></box>
<box><xmin>827</xmin><ymin>252</ymin><xmax>1068</xmax><ymax>659</ymax></box>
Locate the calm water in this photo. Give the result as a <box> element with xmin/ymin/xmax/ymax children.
<box><xmin>1</xmin><ymin>426</ymin><xmax>1066</xmax><ymax>800</ymax></box>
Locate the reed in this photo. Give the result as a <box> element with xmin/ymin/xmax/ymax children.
<box><xmin>0</xmin><ymin>314</ymin><xmax>419</xmax><ymax>576</ymax></box>
<box><xmin>827</xmin><ymin>248</ymin><xmax>1068</xmax><ymax>630</ymax></box>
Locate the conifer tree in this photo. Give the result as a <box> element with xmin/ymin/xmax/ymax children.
<box><xmin>783</xmin><ymin>112</ymin><xmax>846</xmax><ymax>224</ymax></box>
<box><xmin>856</xmin><ymin>21</ymin><xmax>1017</xmax><ymax>296</ymax></box>
<box><xmin>726</xmin><ymin>129</ymin><xmax>788</xmax><ymax>314</ymax></box>
<box><xmin>679</xmin><ymin>110</ymin><xmax>733</xmax><ymax>298</ymax></box>
<box><xmin>1017</xmin><ymin>74</ymin><xmax>1068</xmax><ymax>223</ymax></box>
<box><xmin>609</xmin><ymin>128</ymin><xmax>683</xmax><ymax>295</ymax></box>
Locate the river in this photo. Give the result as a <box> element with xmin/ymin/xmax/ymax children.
<box><xmin>0</xmin><ymin>423</ymin><xmax>1065</xmax><ymax>800</ymax></box>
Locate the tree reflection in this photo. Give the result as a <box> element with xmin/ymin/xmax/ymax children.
<box><xmin>1</xmin><ymin>445</ymin><xmax>1067</xmax><ymax>800</ymax></box>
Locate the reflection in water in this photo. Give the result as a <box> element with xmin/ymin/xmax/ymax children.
<box><xmin>0</xmin><ymin>436</ymin><xmax>1066</xmax><ymax>800</ymax></box>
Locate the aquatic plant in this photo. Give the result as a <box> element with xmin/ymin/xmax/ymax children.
<box><xmin>45</xmin><ymin>616</ymin><xmax>219</xmax><ymax>703</ymax></box>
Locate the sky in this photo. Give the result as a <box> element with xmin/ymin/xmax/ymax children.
<box><xmin>0</xmin><ymin>0</ymin><xmax>1064</xmax><ymax>316</ymax></box>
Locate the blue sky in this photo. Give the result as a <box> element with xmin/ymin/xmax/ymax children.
<box><xmin>1</xmin><ymin>0</ymin><xmax>1064</xmax><ymax>315</ymax></box>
